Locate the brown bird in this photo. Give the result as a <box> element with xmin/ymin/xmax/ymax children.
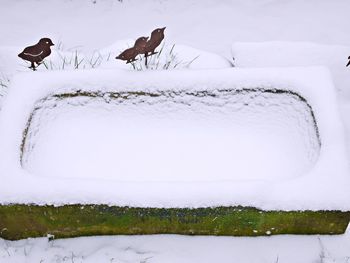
<box><xmin>134</xmin><ymin>36</ymin><xmax>148</xmax><ymax>54</ymax></box>
<box><xmin>116</xmin><ymin>37</ymin><xmax>148</xmax><ymax>64</ymax></box>
<box><xmin>18</xmin><ymin>38</ymin><xmax>54</xmax><ymax>71</ymax></box>
<box><xmin>347</xmin><ymin>56</ymin><xmax>350</xmax><ymax>67</ymax></box>
<box><xmin>144</xmin><ymin>27</ymin><xmax>166</xmax><ymax>57</ymax></box>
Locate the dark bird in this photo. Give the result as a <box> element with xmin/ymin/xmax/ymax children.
<box><xmin>18</xmin><ymin>38</ymin><xmax>54</xmax><ymax>71</ymax></box>
<box><xmin>115</xmin><ymin>47</ymin><xmax>138</xmax><ymax>64</ymax></box>
<box><xmin>134</xmin><ymin>37</ymin><xmax>148</xmax><ymax>54</ymax></box>
<box><xmin>347</xmin><ymin>56</ymin><xmax>350</xmax><ymax>67</ymax></box>
<box><xmin>116</xmin><ymin>37</ymin><xmax>148</xmax><ymax>64</ymax></box>
<box><xmin>144</xmin><ymin>27</ymin><xmax>166</xmax><ymax>57</ymax></box>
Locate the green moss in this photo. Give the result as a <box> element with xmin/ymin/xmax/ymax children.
<box><xmin>0</xmin><ymin>205</ymin><xmax>349</xmax><ymax>240</ymax></box>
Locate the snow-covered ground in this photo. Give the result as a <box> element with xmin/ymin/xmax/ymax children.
<box><xmin>1</xmin><ymin>0</ymin><xmax>350</xmax><ymax>262</ymax></box>
<box><xmin>1</xmin><ymin>233</ymin><xmax>350</xmax><ymax>263</ymax></box>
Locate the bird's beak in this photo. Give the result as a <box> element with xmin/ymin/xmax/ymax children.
<box><xmin>347</xmin><ymin>60</ymin><xmax>350</xmax><ymax>67</ymax></box>
<box><xmin>51</xmin><ymin>43</ymin><xmax>55</xmax><ymax>46</ymax></box>
<box><xmin>161</xmin><ymin>27</ymin><xmax>166</xmax><ymax>31</ymax></box>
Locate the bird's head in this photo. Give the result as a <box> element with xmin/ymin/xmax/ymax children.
<box><xmin>152</xmin><ymin>27</ymin><xmax>166</xmax><ymax>37</ymax></box>
<box><xmin>116</xmin><ymin>54</ymin><xmax>125</xmax><ymax>60</ymax></box>
<box><xmin>135</xmin><ymin>37</ymin><xmax>149</xmax><ymax>45</ymax></box>
<box><xmin>39</xmin><ymin>38</ymin><xmax>55</xmax><ymax>46</ymax></box>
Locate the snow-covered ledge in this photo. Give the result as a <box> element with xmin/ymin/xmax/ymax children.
<box><xmin>0</xmin><ymin>67</ymin><xmax>349</xmax><ymax>211</ymax></box>
<box><xmin>1</xmin><ymin>67</ymin><xmax>350</xmax><ymax>239</ymax></box>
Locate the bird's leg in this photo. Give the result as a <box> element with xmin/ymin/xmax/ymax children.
<box><xmin>29</xmin><ymin>62</ymin><xmax>36</xmax><ymax>71</ymax></box>
<box><xmin>126</xmin><ymin>58</ymin><xmax>138</xmax><ymax>64</ymax></box>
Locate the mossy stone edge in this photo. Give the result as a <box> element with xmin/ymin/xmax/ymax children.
<box><xmin>0</xmin><ymin>205</ymin><xmax>349</xmax><ymax>240</ymax></box>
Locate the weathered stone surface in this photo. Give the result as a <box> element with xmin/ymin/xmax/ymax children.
<box><xmin>0</xmin><ymin>205</ymin><xmax>349</xmax><ymax>240</ymax></box>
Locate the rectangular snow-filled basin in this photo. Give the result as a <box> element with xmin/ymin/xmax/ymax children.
<box><xmin>21</xmin><ymin>89</ymin><xmax>320</xmax><ymax>182</ymax></box>
<box><xmin>0</xmin><ymin>67</ymin><xmax>349</xmax><ymax>239</ymax></box>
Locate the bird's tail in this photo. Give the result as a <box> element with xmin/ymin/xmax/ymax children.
<box><xmin>347</xmin><ymin>59</ymin><xmax>350</xmax><ymax>67</ymax></box>
<box><xmin>18</xmin><ymin>52</ymin><xmax>25</xmax><ymax>59</ymax></box>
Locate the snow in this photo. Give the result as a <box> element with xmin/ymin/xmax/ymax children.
<box><xmin>0</xmin><ymin>67</ymin><xmax>349</xmax><ymax>210</ymax></box>
<box><xmin>0</xmin><ymin>42</ymin><xmax>230</xmax><ymax>75</ymax></box>
<box><xmin>99</xmin><ymin>42</ymin><xmax>232</xmax><ymax>70</ymax></box>
<box><xmin>23</xmin><ymin>86</ymin><xmax>319</xmax><ymax>182</ymax></box>
<box><xmin>1</xmin><ymin>0</ymin><xmax>350</xmax><ymax>58</ymax></box>
<box><xmin>232</xmin><ymin>41</ymin><xmax>350</xmax><ymax>100</ymax></box>
<box><xmin>1</xmin><ymin>233</ymin><xmax>350</xmax><ymax>263</ymax></box>
<box><xmin>1</xmin><ymin>0</ymin><xmax>350</xmax><ymax>261</ymax></box>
